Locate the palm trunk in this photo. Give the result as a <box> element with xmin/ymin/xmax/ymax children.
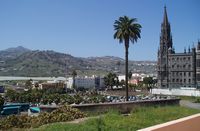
<box><xmin>125</xmin><ymin>39</ymin><xmax>129</xmax><ymax>101</ymax></box>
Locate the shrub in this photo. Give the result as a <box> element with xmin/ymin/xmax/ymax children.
<box><xmin>0</xmin><ymin>106</ymin><xmax>86</xmax><ymax>129</ymax></box>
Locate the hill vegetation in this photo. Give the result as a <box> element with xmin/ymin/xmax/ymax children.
<box><xmin>0</xmin><ymin>46</ymin><xmax>156</xmax><ymax>77</ymax></box>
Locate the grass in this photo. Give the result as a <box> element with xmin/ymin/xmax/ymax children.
<box><xmin>179</xmin><ymin>96</ymin><xmax>200</xmax><ymax>103</ymax></box>
<box><xmin>32</xmin><ymin>105</ymin><xmax>200</xmax><ymax>131</ymax></box>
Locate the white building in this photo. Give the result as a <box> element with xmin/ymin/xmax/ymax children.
<box><xmin>118</xmin><ymin>75</ymin><xmax>125</xmax><ymax>82</ymax></box>
<box><xmin>66</xmin><ymin>76</ymin><xmax>105</xmax><ymax>90</ymax></box>
<box><xmin>67</xmin><ymin>77</ymin><xmax>95</xmax><ymax>89</ymax></box>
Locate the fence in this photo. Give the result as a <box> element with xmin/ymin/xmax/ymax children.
<box><xmin>152</xmin><ymin>88</ymin><xmax>200</xmax><ymax>96</ymax></box>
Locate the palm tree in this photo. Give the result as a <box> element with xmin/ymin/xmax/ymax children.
<box><xmin>114</xmin><ymin>16</ymin><xmax>141</xmax><ymax>101</ymax></box>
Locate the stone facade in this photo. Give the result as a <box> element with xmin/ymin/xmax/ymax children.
<box><xmin>157</xmin><ymin>6</ymin><xmax>200</xmax><ymax>88</ymax></box>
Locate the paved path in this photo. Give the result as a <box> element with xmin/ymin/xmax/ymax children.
<box><xmin>139</xmin><ymin>114</ymin><xmax>200</xmax><ymax>131</ymax></box>
<box><xmin>180</xmin><ymin>100</ymin><xmax>200</xmax><ymax>110</ymax></box>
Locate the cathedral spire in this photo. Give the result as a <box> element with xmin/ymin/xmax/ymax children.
<box><xmin>160</xmin><ymin>6</ymin><xmax>172</xmax><ymax>49</ymax></box>
<box><xmin>163</xmin><ymin>5</ymin><xmax>169</xmax><ymax>26</ymax></box>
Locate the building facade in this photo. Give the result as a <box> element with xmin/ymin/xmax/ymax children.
<box><xmin>66</xmin><ymin>76</ymin><xmax>105</xmax><ymax>89</ymax></box>
<box><xmin>157</xmin><ymin>6</ymin><xmax>200</xmax><ymax>88</ymax></box>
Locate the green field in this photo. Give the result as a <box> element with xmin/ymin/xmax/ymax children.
<box><xmin>33</xmin><ymin>105</ymin><xmax>200</xmax><ymax>131</ymax></box>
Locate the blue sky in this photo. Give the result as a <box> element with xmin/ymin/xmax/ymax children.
<box><xmin>0</xmin><ymin>0</ymin><xmax>199</xmax><ymax>61</ymax></box>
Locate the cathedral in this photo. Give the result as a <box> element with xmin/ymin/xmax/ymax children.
<box><xmin>157</xmin><ymin>6</ymin><xmax>200</xmax><ymax>89</ymax></box>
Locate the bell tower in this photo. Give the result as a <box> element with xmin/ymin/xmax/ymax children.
<box><xmin>157</xmin><ymin>6</ymin><xmax>173</xmax><ymax>88</ymax></box>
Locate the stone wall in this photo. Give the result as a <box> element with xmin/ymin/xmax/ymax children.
<box><xmin>72</xmin><ymin>99</ymin><xmax>180</xmax><ymax>113</ymax></box>
<box><xmin>40</xmin><ymin>99</ymin><xmax>180</xmax><ymax>113</ymax></box>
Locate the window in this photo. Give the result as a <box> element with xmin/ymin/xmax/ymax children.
<box><xmin>176</xmin><ymin>79</ymin><xmax>179</xmax><ymax>82</ymax></box>
<box><xmin>189</xmin><ymin>79</ymin><xmax>191</xmax><ymax>83</ymax></box>
<box><xmin>184</xmin><ymin>72</ymin><xmax>186</xmax><ymax>76</ymax></box>
<box><xmin>183</xmin><ymin>65</ymin><xmax>186</xmax><ymax>68</ymax></box>
<box><xmin>197</xmin><ymin>74</ymin><xmax>200</xmax><ymax>81</ymax></box>
<box><xmin>188</xmin><ymin>57</ymin><xmax>190</xmax><ymax>60</ymax></box>
<box><xmin>188</xmin><ymin>72</ymin><xmax>191</xmax><ymax>77</ymax></box>
<box><xmin>184</xmin><ymin>79</ymin><xmax>186</xmax><ymax>83</ymax></box>
<box><xmin>188</xmin><ymin>65</ymin><xmax>191</xmax><ymax>68</ymax></box>
<box><xmin>197</xmin><ymin>59</ymin><xmax>200</xmax><ymax>67</ymax></box>
<box><xmin>180</xmin><ymin>72</ymin><xmax>182</xmax><ymax>76</ymax></box>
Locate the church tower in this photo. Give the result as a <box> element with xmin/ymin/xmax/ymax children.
<box><xmin>157</xmin><ymin>6</ymin><xmax>173</xmax><ymax>88</ymax></box>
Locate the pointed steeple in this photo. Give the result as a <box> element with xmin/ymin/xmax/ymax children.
<box><xmin>163</xmin><ymin>5</ymin><xmax>169</xmax><ymax>26</ymax></box>
<box><xmin>160</xmin><ymin>6</ymin><xmax>173</xmax><ymax>49</ymax></box>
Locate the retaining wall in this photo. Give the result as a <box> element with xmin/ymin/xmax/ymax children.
<box><xmin>40</xmin><ymin>99</ymin><xmax>180</xmax><ymax>113</ymax></box>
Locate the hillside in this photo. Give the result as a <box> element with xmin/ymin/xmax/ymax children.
<box><xmin>0</xmin><ymin>47</ymin><xmax>157</xmax><ymax>77</ymax></box>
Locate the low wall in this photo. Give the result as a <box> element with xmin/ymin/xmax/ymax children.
<box><xmin>72</xmin><ymin>99</ymin><xmax>180</xmax><ymax>113</ymax></box>
<box><xmin>152</xmin><ymin>88</ymin><xmax>200</xmax><ymax>96</ymax></box>
<box><xmin>40</xmin><ymin>99</ymin><xmax>180</xmax><ymax>113</ymax></box>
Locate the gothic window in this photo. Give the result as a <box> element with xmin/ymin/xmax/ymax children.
<box><xmin>188</xmin><ymin>64</ymin><xmax>191</xmax><ymax>69</ymax></box>
<box><xmin>180</xmin><ymin>72</ymin><xmax>182</xmax><ymax>76</ymax></box>
<box><xmin>184</xmin><ymin>72</ymin><xmax>186</xmax><ymax>76</ymax></box>
<box><xmin>197</xmin><ymin>59</ymin><xmax>200</xmax><ymax>67</ymax></box>
<box><xmin>188</xmin><ymin>72</ymin><xmax>191</xmax><ymax>77</ymax></box>
<box><xmin>197</xmin><ymin>74</ymin><xmax>200</xmax><ymax>81</ymax></box>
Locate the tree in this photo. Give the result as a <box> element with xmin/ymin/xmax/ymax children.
<box><xmin>25</xmin><ymin>79</ymin><xmax>33</xmax><ymax>90</ymax></box>
<box><xmin>72</xmin><ymin>70</ymin><xmax>77</xmax><ymax>89</ymax></box>
<box><xmin>114</xmin><ymin>16</ymin><xmax>142</xmax><ymax>101</ymax></box>
<box><xmin>143</xmin><ymin>77</ymin><xmax>154</xmax><ymax>91</ymax></box>
<box><xmin>0</xmin><ymin>95</ymin><xmax>4</xmax><ymax>106</ymax></box>
<box><xmin>104</xmin><ymin>72</ymin><xmax>118</xmax><ymax>90</ymax></box>
<box><xmin>5</xmin><ymin>89</ymin><xmax>20</xmax><ymax>102</ymax></box>
<box><xmin>128</xmin><ymin>83</ymin><xmax>137</xmax><ymax>92</ymax></box>
<box><xmin>128</xmin><ymin>71</ymin><xmax>132</xmax><ymax>80</ymax></box>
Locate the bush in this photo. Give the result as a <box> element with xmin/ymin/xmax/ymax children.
<box><xmin>0</xmin><ymin>106</ymin><xmax>86</xmax><ymax>129</ymax></box>
<box><xmin>0</xmin><ymin>115</ymin><xmax>31</xmax><ymax>129</ymax></box>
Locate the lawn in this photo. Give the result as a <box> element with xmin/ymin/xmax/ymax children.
<box><xmin>33</xmin><ymin>105</ymin><xmax>200</xmax><ymax>131</ymax></box>
<box><xmin>179</xmin><ymin>96</ymin><xmax>200</xmax><ymax>103</ymax></box>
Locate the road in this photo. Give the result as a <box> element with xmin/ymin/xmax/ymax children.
<box><xmin>180</xmin><ymin>100</ymin><xmax>200</xmax><ymax>110</ymax></box>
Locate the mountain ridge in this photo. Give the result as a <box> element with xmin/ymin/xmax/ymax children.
<box><xmin>0</xmin><ymin>46</ymin><xmax>157</xmax><ymax>77</ymax></box>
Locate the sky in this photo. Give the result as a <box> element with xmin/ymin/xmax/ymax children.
<box><xmin>0</xmin><ymin>0</ymin><xmax>199</xmax><ymax>61</ymax></box>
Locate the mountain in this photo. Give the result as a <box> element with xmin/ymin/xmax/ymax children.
<box><xmin>0</xmin><ymin>46</ymin><xmax>30</xmax><ymax>60</ymax></box>
<box><xmin>0</xmin><ymin>47</ymin><xmax>157</xmax><ymax>77</ymax></box>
